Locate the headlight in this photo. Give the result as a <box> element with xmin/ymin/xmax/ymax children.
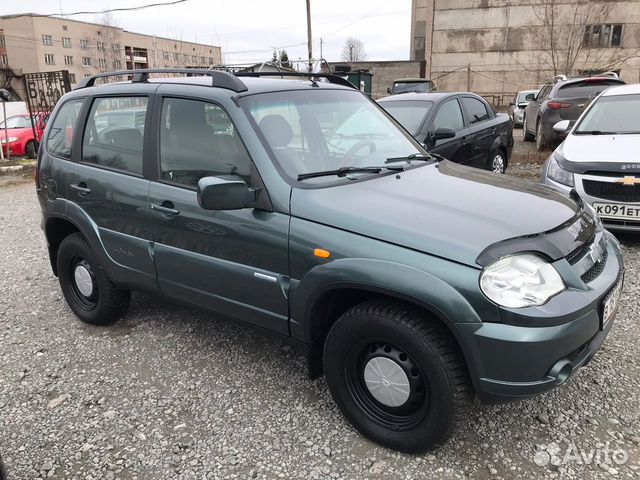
<box><xmin>547</xmin><ymin>155</ymin><xmax>574</xmax><ymax>187</ymax></box>
<box><xmin>0</xmin><ymin>137</ymin><xmax>18</xmax><ymax>144</ymax></box>
<box><xmin>480</xmin><ymin>254</ymin><xmax>565</xmax><ymax>308</ymax></box>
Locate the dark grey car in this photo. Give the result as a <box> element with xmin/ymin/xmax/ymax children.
<box><xmin>524</xmin><ymin>76</ymin><xmax>625</xmax><ymax>151</ymax></box>
<box><xmin>36</xmin><ymin>69</ymin><xmax>623</xmax><ymax>453</ymax></box>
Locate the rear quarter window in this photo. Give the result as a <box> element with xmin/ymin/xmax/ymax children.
<box><xmin>46</xmin><ymin>99</ymin><xmax>84</xmax><ymax>159</ymax></box>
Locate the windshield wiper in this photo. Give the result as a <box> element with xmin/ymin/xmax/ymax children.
<box><xmin>385</xmin><ymin>153</ymin><xmax>434</xmax><ymax>164</ymax></box>
<box><xmin>574</xmin><ymin>130</ymin><xmax>616</xmax><ymax>135</ymax></box>
<box><xmin>297</xmin><ymin>165</ymin><xmax>403</xmax><ymax>181</ymax></box>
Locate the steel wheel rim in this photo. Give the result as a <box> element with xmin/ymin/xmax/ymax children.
<box><xmin>69</xmin><ymin>256</ymin><xmax>98</xmax><ymax>310</ymax></box>
<box><xmin>492</xmin><ymin>154</ymin><xmax>505</xmax><ymax>173</ymax></box>
<box><xmin>345</xmin><ymin>339</ymin><xmax>429</xmax><ymax>430</ymax></box>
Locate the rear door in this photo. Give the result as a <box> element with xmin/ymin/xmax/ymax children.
<box><xmin>146</xmin><ymin>91</ymin><xmax>290</xmax><ymax>334</ymax></box>
<box><xmin>460</xmin><ymin>95</ymin><xmax>494</xmax><ymax>168</ymax></box>
<box><xmin>554</xmin><ymin>79</ymin><xmax>625</xmax><ymax>121</ymax></box>
<box><xmin>66</xmin><ymin>94</ymin><xmax>156</xmax><ymax>287</ymax></box>
<box><xmin>527</xmin><ymin>83</ymin><xmax>551</xmax><ymax>130</ymax></box>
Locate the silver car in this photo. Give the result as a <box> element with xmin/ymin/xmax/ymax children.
<box><xmin>541</xmin><ymin>83</ymin><xmax>640</xmax><ymax>231</ymax></box>
<box><xmin>509</xmin><ymin>89</ymin><xmax>538</xmax><ymax>127</ymax></box>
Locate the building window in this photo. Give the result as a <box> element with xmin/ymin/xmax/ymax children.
<box><xmin>113</xmin><ymin>59</ymin><xmax>122</xmax><ymax>69</ymax></box>
<box><xmin>64</xmin><ymin>55</ymin><xmax>73</xmax><ymax>65</ymax></box>
<box><xmin>80</xmin><ymin>39</ymin><xmax>89</xmax><ymax>49</ymax></box>
<box><xmin>208</xmin><ymin>57</ymin><xmax>213</xmax><ymax>64</ymax></box>
<box><xmin>584</xmin><ymin>24</ymin><xmax>623</xmax><ymax>48</ymax></box>
<box><xmin>69</xmin><ymin>73</ymin><xmax>76</xmax><ymax>83</ymax></box>
<box><xmin>99</xmin><ymin>58</ymin><xmax>107</xmax><ymax>68</ymax></box>
<box><xmin>0</xmin><ymin>34</ymin><xmax>5</xmax><ymax>46</ymax></box>
<box><xmin>62</xmin><ymin>37</ymin><xmax>72</xmax><ymax>48</ymax></box>
<box><xmin>42</xmin><ymin>35</ymin><xmax>53</xmax><ymax>45</ymax></box>
<box><xmin>163</xmin><ymin>51</ymin><xmax>169</xmax><ymax>61</ymax></box>
<box><xmin>200</xmin><ymin>56</ymin><xmax>205</xmax><ymax>64</ymax></box>
<box><xmin>44</xmin><ymin>53</ymin><xmax>55</xmax><ymax>64</ymax></box>
<box><xmin>112</xmin><ymin>43</ymin><xmax>120</xmax><ymax>51</ymax></box>
<box><xmin>82</xmin><ymin>57</ymin><xmax>92</xmax><ymax>66</ymax></box>
<box><xmin>63</xmin><ymin>25</ymin><xmax>68</xmax><ymax>31</ymax></box>
<box><xmin>97</xmin><ymin>41</ymin><xmax>105</xmax><ymax>51</ymax></box>
<box><xmin>0</xmin><ymin>54</ymin><xmax>7</xmax><ymax>65</ymax></box>
<box><xmin>173</xmin><ymin>52</ymin><xmax>179</xmax><ymax>61</ymax></box>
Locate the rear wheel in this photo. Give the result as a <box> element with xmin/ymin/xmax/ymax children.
<box><xmin>488</xmin><ymin>150</ymin><xmax>506</xmax><ymax>173</ymax></box>
<box><xmin>25</xmin><ymin>140</ymin><xmax>36</xmax><ymax>159</ymax></box>
<box><xmin>523</xmin><ymin>116</ymin><xmax>534</xmax><ymax>141</ymax></box>
<box><xmin>323</xmin><ymin>300</ymin><xmax>471</xmax><ymax>453</ymax></box>
<box><xmin>57</xmin><ymin>233</ymin><xmax>130</xmax><ymax>325</ymax></box>
<box><xmin>536</xmin><ymin>122</ymin><xmax>548</xmax><ymax>151</ymax></box>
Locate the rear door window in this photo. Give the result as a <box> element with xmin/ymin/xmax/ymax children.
<box><xmin>82</xmin><ymin>97</ymin><xmax>148</xmax><ymax>175</ymax></box>
<box><xmin>46</xmin><ymin>99</ymin><xmax>84</xmax><ymax>159</ymax></box>
<box><xmin>433</xmin><ymin>98</ymin><xmax>465</xmax><ymax>131</ymax></box>
<box><xmin>461</xmin><ymin>97</ymin><xmax>491</xmax><ymax>124</ymax></box>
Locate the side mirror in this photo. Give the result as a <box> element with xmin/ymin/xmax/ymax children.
<box><xmin>552</xmin><ymin>120</ymin><xmax>571</xmax><ymax>134</ymax></box>
<box><xmin>432</xmin><ymin>127</ymin><xmax>456</xmax><ymax>142</ymax></box>
<box><xmin>197</xmin><ymin>175</ymin><xmax>255</xmax><ymax>210</ymax></box>
<box><xmin>386</xmin><ymin>87</ymin><xmax>392</xmax><ymax>94</ymax></box>
<box><xmin>525</xmin><ymin>93</ymin><xmax>535</xmax><ymax>102</ymax></box>
<box><xmin>509</xmin><ymin>101</ymin><xmax>516</xmax><ymax>106</ymax></box>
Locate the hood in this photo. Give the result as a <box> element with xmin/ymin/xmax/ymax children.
<box><xmin>559</xmin><ymin>133</ymin><xmax>640</xmax><ymax>173</ymax></box>
<box><xmin>291</xmin><ymin>161</ymin><xmax>581</xmax><ymax>267</ymax></box>
<box><xmin>0</xmin><ymin>127</ymin><xmax>30</xmax><ymax>139</ymax></box>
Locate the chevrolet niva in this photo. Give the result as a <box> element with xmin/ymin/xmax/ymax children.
<box><xmin>37</xmin><ymin>69</ymin><xmax>623</xmax><ymax>453</ymax></box>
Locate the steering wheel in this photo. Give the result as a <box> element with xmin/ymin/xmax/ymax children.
<box><xmin>340</xmin><ymin>140</ymin><xmax>377</xmax><ymax>167</ymax></box>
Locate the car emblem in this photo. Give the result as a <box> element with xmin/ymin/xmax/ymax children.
<box><xmin>588</xmin><ymin>240</ymin><xmax>604</xmax><ymax>264</ymax></box>
<box><xmin>617</xmin><ymin>176</ymin><xmax>640</xmax><ymax>186</ymax></box>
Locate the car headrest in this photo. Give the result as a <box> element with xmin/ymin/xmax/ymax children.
<box><xmin>258</xmin><ymin>114</ymin><xmax>293</xmax><ymax>149</ymax></box>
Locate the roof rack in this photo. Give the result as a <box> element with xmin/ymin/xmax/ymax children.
<box><xmin>76</xmin><ymin>68</ymin><xmax>248</xmax><ymax>92</ymax></box>
<box><xmin>234</xmin><ymin>71</ymin><xmax>357</xmax><ymax>90</ymax></box>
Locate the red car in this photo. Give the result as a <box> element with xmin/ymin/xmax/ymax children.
<box><xmin>0</xmin><ymin>113</ymin><xmax>48</xmax><ymax>158</ymax></box>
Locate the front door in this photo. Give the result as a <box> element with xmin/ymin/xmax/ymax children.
<box><xmin>428</xmin><ymin>97</ymin><xmax>471</xmax><ymax>164</ymax></box>
<box><xmin>147</xmin><ymin>96</ymin><xmax>290</xmax><ymax>334</ymax></box>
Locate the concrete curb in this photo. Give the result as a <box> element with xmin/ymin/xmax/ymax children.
<box><xmin>0</xmin><ymin>161</ymin><xmax>36</xmax><ymax>175</ymax></box>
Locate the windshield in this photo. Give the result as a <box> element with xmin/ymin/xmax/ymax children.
<box><xmin>242</xmin><ymin>89</ymin><xmax>424</xmax><ymax>184</ymax></box>
<box><xmin>0</xmin><ymin>116</ymin><xmax>31</xmax><ymax>129</ymax></box>
<box><xmin>574</xmin><ymin>94</ymin><xmax>640</xmax><ymax>134</ymax></box>
<box><xmin>393</xmin><ymin>82</ymin><xmax>433</xmax><ymax>94</ymax></box>
<box><xmin>517</xmin><ymin>91</ymin><xmax>536</xmax><ymax>103</ymax></box>
<box><xmin>379</xmin><ymin>100</ymin><xmax>433</xmax><ymax>135</ymax></box>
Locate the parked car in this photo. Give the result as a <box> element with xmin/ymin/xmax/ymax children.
<box><xmin>37</xmin><ymin>69</ymin><xmax>623</xmax><ymax>453</ymax></box>
<box><xmin>509</xmin><ymin>89</ymin><xmax>538</xmax><ymax>127</ymax></box>
<box><xmin>0</xmin><ymin>113</ymin><xmax>48</xmax><ymax>158</ymax></box>
<box><xmin>541</xmin><ymin>83</ymin><xmax>640</xmax><ymax>231</ymax></box>
<box><xmin>378</xmin><ymin>92</ymin><xmax>514</xmax><ymax>173</ymax></box>
<box><xmin>387</xmin><ymin>78</ymin><xmax>436</xmax><ymax>95</ymax></box>
<box><xmin>524</xmin><ymin>75</ymin><xmax>625</xmax><ymax>151</ymax></box>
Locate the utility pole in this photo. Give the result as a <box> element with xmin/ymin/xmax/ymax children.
<box><xmin>306</xmin><ymin>0</ymin><xmax>313</xmax><ymax>72</ymax></box>
<box><xmin>320</xmin><ymin>37</ymin><xmax>323</xmax><ymax>61</ymax></box>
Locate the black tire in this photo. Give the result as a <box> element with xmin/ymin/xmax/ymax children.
<box><xmin>323</xmin><ymin>300</ymin><xmax>471</xmax><ymax>453</ymax></box>
<box><xmin>487</xmin><ymin>148</ymin><xmax>507</xmax><ymax>174</ymax></box>
<box><xmin>57</xmin><ymin>233</ymin><xmax>130</xmax><ymax>325</ymax></box>
<box><xmin>523</xmin><ymin>116</ymin><xmax>534</xmax><ymax>141</ymax></box>
<box><xmin>26</xmin><ymin>140</ymin><xmax>36</xmax><ymax>159</ymax></box>
<box><xmin>536</xmin><ymin>121</ymin><xmax>548</xmax><ymax>151</ymax></box>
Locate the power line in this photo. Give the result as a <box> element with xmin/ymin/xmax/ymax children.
<box><xmin>1</xmin><ymin>0</ymin><xmax>190</xmax><ymax>19</ymax></box>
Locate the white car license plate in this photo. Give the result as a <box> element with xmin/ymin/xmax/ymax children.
<box><xmin>593</xmin><ymin>203</ymin><xmax>640</xmax><ymax>221</ymax></box>
<box><xmin>602</xmin><ymin>275</ymin><xmax>623</xmax><ymax>328</ymax></box>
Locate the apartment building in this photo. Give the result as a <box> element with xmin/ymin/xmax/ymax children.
<box><xmin>0</xmin><ymin>13</ymin><xmax>222</xmax><ymax>99</ymax></box>
<box><xmin>411</xmin><ymin>0</ymin><xmax>640</xmax><ymax>99</ymax></box>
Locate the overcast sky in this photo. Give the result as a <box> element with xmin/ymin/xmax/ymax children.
<box><xmin>3</xmin><ymin>0</ymin><xmax>412</xmax><ymax>65</ymax></box>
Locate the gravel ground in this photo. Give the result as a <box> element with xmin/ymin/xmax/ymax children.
<box><xmin>1</xmin><ymin>139</ymin><xmax>639</xmax><ymax>479</ymax></box>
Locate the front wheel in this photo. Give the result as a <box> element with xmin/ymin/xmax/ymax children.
<box><xmin>536</xmin><ymin>122</ymin><xmax>548</xmax><ymax>151</ymax></box>
<box><xmin>57</xmin><ymin>233</ymin><xmax>130</xmax><ymax>325</ymax></box>
<box><xmin>523</xmin><ymin>116</ymin><xmax>534</xmax><ymax>141</ymax></box>
<box><xmin>25</xmin><ymin>140</ymin><xmax>36</xmax><ymax>159</ymax></box>
<box><xmin>488</xmin><ymin>150</ymin><xmax>506</xmax><ymax>173</ymax></box>
<box><xmin>323</xmin><ymin>300</ymin><xmax>471</xmax><ymax>453</ymax></box>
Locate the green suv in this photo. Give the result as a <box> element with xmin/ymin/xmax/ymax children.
<box><xmin>36</xmin><ymin>69</ymin><xmax>623</xmax><ymax>452</ymax></box>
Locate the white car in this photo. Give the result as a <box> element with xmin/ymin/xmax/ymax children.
<box><xmin>540</xmin><ymin>83</ymin><xmax>640</xmax><ymax>231</ymax></box>
<box><xmin>509</xmin><ymin>89</ymin><xmax>538</xmax><ymax>127</ymax></box>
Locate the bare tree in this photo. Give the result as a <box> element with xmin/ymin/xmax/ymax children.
<box><xmin>341</xmin><ymin>37</ymin><xmax>367</xmax><ymax>63</ymax></box>
<box><xmin>94</xmin><ymin>13</ymin><xmax>123</xmax><ymax>73</ymax></box>
<box><xmin>529</xmin><ymin>0</ymin><xmax>639</xmax><ymax>76</ymax></box>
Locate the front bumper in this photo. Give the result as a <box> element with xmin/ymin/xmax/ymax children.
<box><xmin>512</xmin><ymin>108</ymin><xmax>525</xmax><ymax>126</ymax></box>
<box><xmin>458</xmin><ymin>232</ymin><xmax>623</xmax><ymax>402</ymax></box>
<box><xmin>541</xmin><ymin>170</ymin><xmax>640</xmax><ymax>232</ymax></box>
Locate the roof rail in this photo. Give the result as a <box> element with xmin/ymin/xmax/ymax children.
<box><xmin>75</xmin><ymin>68</ymin><xmax>248</xmax><ymax>92</ymax></box>
<box><xmin>553</xmin><ymin>74</ymin><xmax>568</xmax><ymax>83</ymax></box>
<box><xmin>599</xmin><ymin>71</ymin><xmax>619</xmax><ymax>79</ymax></box>
<box><xmin>234</xmin><ymin>71</ymin><xmax>357</xmax><ymax>90</ymax></box>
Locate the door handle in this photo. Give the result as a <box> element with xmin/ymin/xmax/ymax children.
<box><xmin>151</xmin><ymin>202</ymin><xmax>180</xmax><ymax>216</ymax></box>
<box><xmin>70</xmin><ymin>183</ymin><xmax>91</xmax><ymax>196</ymax></box>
